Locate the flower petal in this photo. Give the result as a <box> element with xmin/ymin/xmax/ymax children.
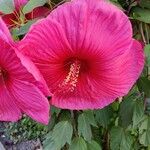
<box><xmin>15</xmin><ymin>50</ymin><xmax>50</xmax><ymax>96</ymax></box>
<box><xmin>0</xmin><ymin>35</ymin><xmax>50</xmax><ymax>96</ymax></box>
<box><xmin>0</xmin><ymin>17</ymin><xmax>13</xmax><ymax>42</ymax></box>
<box><xmin>48</xmin><ymin>0</ymin><xmax>132</xmax><ymax>57</ymax></box>
<box><xmin>0</xmin><ymin>30</ymin><xmax>50</xmax><ymax>123</ymax></box>
<box><xmin>9</xmin><ymin>80</ymin><xmax>50</xmax><ymax>124</ymax></box>
<box><xmin>0</xmin><ymin>85</ymin><xmax>21</xmax><ymax>121</ymax></box>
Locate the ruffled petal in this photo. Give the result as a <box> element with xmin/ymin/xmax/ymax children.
<box><xmin>51</xmin><ymin>40</ymin><xmax>144</xmax><ymax>110</ymax></box>
<box><xmin>48</xmin><ymin>0</ymin><xmax>133</xmax><ymax>58</ymax></box>
<box><xmin>9</xmin><ymin>80</ymin><xmax>50</xmax><ymax>124</ymax></box>
<box><xmin>0</xmin><ymin>85</ymin><xmax>21</xmax><ymax>121</ymax></box>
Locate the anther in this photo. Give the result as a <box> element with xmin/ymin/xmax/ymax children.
<box><xmin>58</xmin><ymin>60</ymin><xmax>81</xmax><ymax>93</ymax></box>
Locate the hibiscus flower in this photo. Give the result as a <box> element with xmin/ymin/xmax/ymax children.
<box><xmin>19</xmin><ymin>0</ymin><xmax>144</xmax><ymax>110</ymax></box>
<box><xmin>0</xmin><ymin>18</ymin><xmax>50</xmax><ymax>124</ymax></box>
<box><xmin>0</xmin><ymin>0</ymin><xmax>49</xmax><ymax>28</ymax></box>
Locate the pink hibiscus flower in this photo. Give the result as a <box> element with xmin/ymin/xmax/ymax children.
<box><xmin>0</xmin><ymin>18</ymin><xmax>50</xmax><ymax>124</ymax></box>
<box><xmin>19</xmin><ymin>0</ymin><xmax>144</xmax><ymax>110</ymax></box>
<box><xmin>0</xmin><ymin>0</ymin><xmax>49</xmax><ymax>28</ymax></box>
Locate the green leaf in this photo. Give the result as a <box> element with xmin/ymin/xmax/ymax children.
<box><xmin>44</xmin><ymin>121</ymin><xmax>73</xmax><ymax>150</ymax></box>
<box><xmin>51</xmin><ymin>106</ymin><xmax>61</xmax><ymax>116</ymax></box>
<box><xmin>110</xmin><ymin>127</ymin><xmax>134</xmax><ymax>150</ymax></box>
<box><xmin>95</xmin><ymin>106</ymin><xmax>113</xmax><ymax>128</ymax></box>
<box><xmin>0</xmin><ymin>0</ymin><xmax>14</xmax><ymax>14</ymax></box>
<box><xmin>78</xmin><ymin>111</ymin><xmax>97</xmax><ymax>141</ymax></box>
<box><xmin>22</xmin><ymin>0</ymin><xmax>47</xmax><ymax>14</ymax></box>
<box><xmin>87</xmin><ymin>140</ymin><xmax>102</xmax><ymax>150</ymax></box>
<box><xmin>139</xmin><ymin>0</ymin><xmax>150</xmax><ymax>9</ymax></box>
<box><xmin>138</xmin><ymin>116</ymin><xmax>150</xmax><ymax>146</ymax></box>
<box><xmin>84</xmin><ymin>111</ymin><xmax>97</xmax><ymax>127</ymax></box>
<box><xmin>59</xmin><ymin>110</ymin><xmax>71</xmax><ymax>122</ymax></box>
<box><xmin>145</xmin><ymin>44</ymin><xmax>150</xmax><ymax>66</ymax></box>
<box><xmin>138</xmin><ymin>77</ymin><xmax>150</xmax><ymax>98</ymax></box>
<box><xmin>119</xmin><ymin>93</ymin><xmax>144</xmax><ymax>128</ymax></box>
<box><xmin>43</xmin><ymin>132</ymin><xmax>56</xmax><ymax>150</ymax></box>
<box><xmin>69</xmin><ymin>137</ymin><xmax>87</xmax><ymax>150</ymax></box>
<box><xmin>132</xmin><ymin>98</ymin><xmax>144</xmax><ymax>127</ymax></box>
<box><xmin>131</xmin><ymin>7</ymin><xmax>150</xmax><ymax>23</ymax></box>
<box><xmin>139</xmin><ymin>130</ymin><xmax>150</xmax><ymax>147</ymax></box>
<box><xmin>12</xmin><ymin>20</ymin><xmax>36</xmax><ymax>36</ymax></box>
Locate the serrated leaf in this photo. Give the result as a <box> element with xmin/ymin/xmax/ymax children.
<box><xmin>43</xmin><ymin>132</ymin><xmax>56</xmax><ymax>150</ymax></box>
<box><xmin>78</xmin><ymin>111</ymin><xmax>97</xmax><ymax>141</ymax></box>
<box><xmin>84</xmin><ymin>111</ymin><xmax>97</xmax><ymax>127</ymax></box>
<box><xmin>119</xmin><ymin>93</ymin><xmax>144</xmax><ymax>128</ymax></box>
<box><xmin>131</xmin><ymin>7</ymin><xmax>150</xmax><ymax>23</ymax></box>
<box><xmin>69</xmin><ymin>137</ymin><xmax>87</xmax><ymax>150</ymax></box>
<box><xmin>139</xmin><ymin>130</ymin><xmax>150</xmax><ymax>147</ymax></box>
<box><xmin>132</xmin><ymin>98</ymin><xmax>144</xmax><ymax>127</ymax></box>
<box><xmin>110</xmin><ymin>127</ymin><xmax>134</xmax><ymax>150</ymax></box>
<box><xmin>78</xmin><ymin>114</ymin><xmax>92</xmax><ymax>141</ymax></box>
<box><xmin>87</xmin><ymin>140</ymin><xmax>102</xmax><ymax>150</ymax></box>
<box><xmin>22</xmin><ymin>0</ymin><xmax>47</xmax><ymax>14</ymax></box>
<box><xmin>95</xmin><ymin>106</ymin><xmax>113</xmax><ymax>128</ymax></box>
<box><xmin>44</xmin><ymin>121</ymin><xmax>73</xmax><ymax>150</ymax></box>
<box><xmin>138</xmin><ymin>116</ymin><xmax>150</xmax><ymax>146</ymax></box>
<box><xmin>138</xmin><ymin>77</ymin><xmax>150</xmax><ymax>98</ymax></box>
<box><xmin>0</xmin><ymin>0</ymin><xmax>14</xmax><ymax>14</ymax></box>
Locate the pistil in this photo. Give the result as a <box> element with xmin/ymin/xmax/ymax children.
<box><xmin>58</xmin><ymin>60</ymin><xmax>81</xmax><ymax>93</ymax></box>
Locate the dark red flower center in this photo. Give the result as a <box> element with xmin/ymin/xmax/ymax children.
<box><xmin>0</xmin><ymin>67</ymin><xmax>8</xmax><ymax>83</ymax></box>
<box><xmin>55</xmin><ymin>59</ymin><xmax>82</xmax><ymax>94</ymax></box>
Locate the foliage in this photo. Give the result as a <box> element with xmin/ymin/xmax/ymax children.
<box><xmin>1</xmin><ymin>0</ymin><xmax>150</xmax><ymax>149</ymax></box>
<box><xmin>5</xmin><ymin>116</ymin><xmax>48</xmax><ymax>144</ymax></box>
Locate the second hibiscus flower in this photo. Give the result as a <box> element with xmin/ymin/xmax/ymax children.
<box><xmin>19</xmin><ymin>0</ymin><xmax>144</xmax><ymax>110</ymax></box>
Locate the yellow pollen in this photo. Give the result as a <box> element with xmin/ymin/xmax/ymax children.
<box><xmin>58</xmin><ymin>60</ymin><xmax>81</xmax><ymax>93</ymax></box>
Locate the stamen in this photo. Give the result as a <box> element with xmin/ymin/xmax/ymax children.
<box><xmin>58</xmin><ymin>60</ymin><xmax>81</xmax><ymax>93</ymax></box>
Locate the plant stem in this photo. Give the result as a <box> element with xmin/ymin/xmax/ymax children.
<box><xmin>139</xmin><ymin>22</ymin><xmax>146</xmax><ymax>44</ymax></box>
<box><xmin>71</xmin><ymin>110</ymin><xmax>78</xmax><ymax>137</ymax></box>
<box><xmin>104</xmin><ymin>129</ymin><xmax>110</xmax><ymax>150</ymax></box>
<box><xmin>144</xmin><ymin>23</ymin><xmax>149</xmax><ymax>44</ymax></box>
